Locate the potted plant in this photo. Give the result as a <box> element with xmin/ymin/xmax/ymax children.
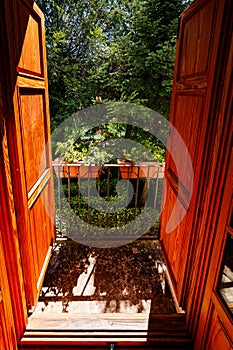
<box><xmin>116</xmin><ymin>158</ymin><xmax>139</xmax><ymax>179</ymax></box>
<box><xmin>137</xmin><ymin>161</ymin><xmax>165</xmax><ymax>179</ymax></box>
<box><xmin>53</xmin><ymin>157</ymin><xmax>78</xmax><ymax>178</ymax></box>
<box><xmin>53</xmin><ymin>139</ymin><xmax>102</xmax><ymax>179</ymax></box>
<box><xmin>116</xmin><ymin>158</ymin><xmax>164</xmax><ymax>179</ymax></box>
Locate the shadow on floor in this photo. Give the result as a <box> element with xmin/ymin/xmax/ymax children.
<box><xmin>35</xmin><ymin>238</ymin><xmax>176</xmax><ymax>315</ymax></box>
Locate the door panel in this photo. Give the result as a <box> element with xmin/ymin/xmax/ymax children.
<box><xmin>205</xmin><ymin>305</ymin><xmax>233</xmax><ymax>350</ymax></box>
<box><xmin>29</xmin><ymin>186</ymin><xmax>54</xmax><ymax>280</ymax></box>
<box><xmin>160</xmin><ymin>184</ymin><xmax>187</xmax><ymax>290</ymax></box>
<box><xmin>160</xmin><ymin>0</ymin><xmax>225</xmax><ymax>303</ymax></box>
<box><xmin>15</xmin><ymin>2</ymin><xmax>55</xmax><ymax>308</ymax></box>
<box><xmin>178</xmin><ymin>0</ymin><xmax>215</xmax><ymax>79</ymax></box>
<box><xmin>166</xmin><ymin>91</ymin><xmax>205</xmax><ymax>189</ymax></box>
<box><xmin>161</xmin><ymin>0</ymin><xmax>233</xmax><ymax>348</ymax></box>
<box><xmin>4</xmin><ymin>0</ymin><xmax>55</xmax><ymax>309</ymax></box>
<box><xmin>19</xmin><ymin>90</ymin><xmax>48</xmax><ymax>191</ymax></box>
<box><xmin>18</xmin><ymin>11</ymin><xmax>43</xmax><ymax>76</ymax></box>
<box><xmin>0</xmin><ymin>231</ymin><xmax>17</xmax><ymax>350</ymax></box>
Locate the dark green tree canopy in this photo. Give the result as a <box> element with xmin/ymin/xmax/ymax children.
<box><xmin>37</xmin><ymin>0</ymin><xmax>190</xmax><ymax>130</ymax></box>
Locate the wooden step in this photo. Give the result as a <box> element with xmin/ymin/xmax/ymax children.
<box><xmin>20</xmin><ymin>314</ymin><xmax>193</xmax><ymax>349</ymax></box>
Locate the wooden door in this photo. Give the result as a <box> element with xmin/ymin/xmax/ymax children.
<box><xmin>160</xmin><ymin>0</ymin><xmax>233</xmax><ymax>348</ymax></box>
<box><xmin>194</xmin><ymin>28</ymin><xmax>233</xmax><ymax>350</ymax></box>
<box><xmin>0</xmin><ymin>230</ymin><xmax>18</xmax><ymax>350</ymax></box>
<box><xmin>200</xmin><ymin>164</ymin><xmax>233</xmax><ymax>350</ymax></box>
<box><xmin>160</xmin><ymin>0</ymin><xmax>228</xmax><ymax>302</ymax></box>
<box><xmin>3</xmin><ymin>0</ymin><xmax>55</xmax><ymax>310</ymax></box>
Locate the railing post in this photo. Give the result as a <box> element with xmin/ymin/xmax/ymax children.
<box><xmin>57</xmin><ymin>165</ymin><xmax>62</xmax><ymax>235</ymax></box>
<box><xmin>134</xmin><ymin>165</ymin><xmax>140</xmax><ymax>218</ymax></box>
<box><xmin>154</xmin><ymin>168</ymin><xmax>160</xmax><ymax>211</ymax></box>
<box><xmin>68</xmin><ymin>165</ymin><xmax>71</xmax><ymax>235</ymax></box>
<box><xmin>52</xmin><ymin>162</ymin><xmax>164</xmax><ymax>240</ymax></box>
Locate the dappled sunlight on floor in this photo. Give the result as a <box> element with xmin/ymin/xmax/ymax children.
<box><xmin>28</xmin><ymin>238</ymin><xmax>176</xmax><ymax>331</ymax></box>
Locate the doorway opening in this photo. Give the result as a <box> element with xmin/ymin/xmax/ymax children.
<box><xmin>23</xmin><ymin>162</ymin><xmax>184</xmax><ymax>344</ymax></box>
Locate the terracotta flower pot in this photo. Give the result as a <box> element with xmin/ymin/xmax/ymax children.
<box><xmin>53</xmin><ymin>158</ymin><xmax>101</xmax><ymax>179</ymax></box>
<box><xmin>78</xmin><ymin>162</ymin><xmax>102</xmax><ymax>178</ymax></box>
<box><xmin>138</xmin><ymin>161</ymin><xmax>164</xmax><ymax>179</ymax></box>
<box><xmin>117</xmin><ymin>159</ymin><xmax>164</xmax><ymax>179</ymax></box>
<box><xmin>116</xmin><ymin>159</ymin><xmax>139</xmax><ymax>179</ymax></box>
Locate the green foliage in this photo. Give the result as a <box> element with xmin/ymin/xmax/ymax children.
<box><xmin>54</xmin><ymin>175</ymin><xmax>162</xmax><ymax>237</ymax></box>
<box><xmin>37</xmin><ymin>0</ymin><xmax>189</xmax><ymax>128</ymax></box>
<box><xmin>37</xmin><ymin>0</ymin><xmax>109</xmax><ymax>129</ymax></box>
<box><xmin>54</xmin><ymin>121</ymin><xmax>166</xmax><ymax>164</ymax></box>
<box><xmin>38</xmin><ymin>0</ymin><xmax>190</xmax><ymax>164</ymax></box>
<box><xmin>55</xmin><ymin>139</ymin><xmax>89</xmax><ymax>162</ymax></box>
<box><xmin>88</xmin><ymin>0</ymin><xmax>188</xmax><ymax>117</ymax></box>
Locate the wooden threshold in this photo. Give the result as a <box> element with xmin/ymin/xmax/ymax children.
<box><xmin>20</xmin><ymin>314</ymin><xmax>193</xmax><ymax>349</ymax></box>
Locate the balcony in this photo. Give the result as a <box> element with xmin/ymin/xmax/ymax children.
<box><xmin>24</xmin><ymin>162</ymin><xmax>185</xmax><ymax>337</ymax></box>
<box><xmin>23</xmin><ymin>161</ymin><xmax>188</xmax><ymax>344</ymax></box>
<box><xmin>52</xmin><ymin>161</ymin><xmax>165</xmax><ymax>245</ymax></box>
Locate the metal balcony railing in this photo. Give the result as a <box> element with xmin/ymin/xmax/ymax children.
<box><xmin>52</xmin><ymin>161</ymin><xmax>164</xmax><ymax>243</ymax></box>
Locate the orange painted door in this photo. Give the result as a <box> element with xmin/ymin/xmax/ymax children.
<box><xmin>4</xmin><ymin>0</ymin><xmax>55</xmax><ymax>310</ymax></box>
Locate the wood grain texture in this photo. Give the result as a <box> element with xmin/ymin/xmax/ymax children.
<box><xmin>19</xmin><ymin>91</ymin><xmax>47</xmax><ymax>191</ymax></box>
<box><xmin>161</xmin><ymin>0</ymin><xmax>233</xmax><ymax>349</ymax></box>
<box><xmin>29</xmin><ymin>185</ymin><xmax>54</xmax><ymax>284</ymax></box>
<box><xmin>28</xmin><ymin>168</ymin><xmax>50</xmax><ymax>207</ymax></box>
<box><xmin>194</xmin><ymin>23</ymin><xmax>233</xmax><ymax>348</ymax></box>
<box><xmin>166</xmin><ymin>168</ymin><xmax>190</xmax><ymax>210</ymax></box>
<box><xmin>0</xmin><ymin>0</ymin><xmax>232</xmax><ymax>348</ymax></box>
<box><xmin>18</xmin><ymin>5</ymin><xmax>43</xmax><ymax>76</ymax></box>
<box><xmin>13</xmin><ymin>0</ymin><xmax>55</xmax><ymax>310</ymax></box>
<box><xmin>205</xmin><ymin>308</ymin><xmax>233</xmax><ymax>350</ymax></box>
<box><xmin>0</xmin><ymin>232</ymin><xmax>18</xmax><ymax>350</ymax></box>
<box><xmin>0</xmin><ymin>3</ymin><xmax>55</xmax><ymax>349</ymax></box>
<box><xmin>20</xmin><ymin>314</ymin><xmax>192</xmax><ymax>349</ymax></box>
<box><xmin>0</xmin><ymin>119</ymin><xmax>28</xmax><ymax>339</ymax></box>
<box><xmin>160</xmin><ymin>183</ymin><xmax>188</xmax><ymax>292</ymax></box>
<box><xmin>0</xmin><ymin>23</ymin><xmax>28</xmax><ymax>343</ymax></box>
<box><xmin>18</xmin><ymin>74</ymin><xmax>46</xmax><ymax>89</ymax></box>
<box><xmin>177</xmin><ymin>0</ymin><xmax>216</xmax><ymax>80</ymax></box>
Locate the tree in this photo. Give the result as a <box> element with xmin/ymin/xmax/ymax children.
<box><xmin>37</xmin><ymin>0</ymin><xmax>110</xmax><ymax>129</ymax></box>
<box><xmin>37</xmin><ymin>0</ymin><xmax>190</xmax><ymax>138</ymax></box>
<box><xmin>89</xmin><ymin>0</ymin><xmax>189</xmax><ymax>118</ymax></box>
